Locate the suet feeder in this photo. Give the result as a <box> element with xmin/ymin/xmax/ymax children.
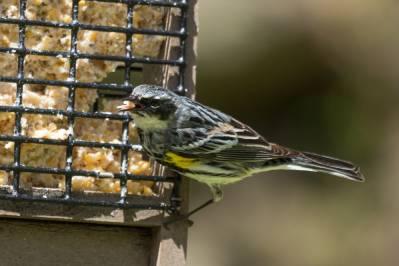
<box><xmin>0</xmin><ymin>0</ymin><xmax>197</xmax><ymax>264</ymax></box>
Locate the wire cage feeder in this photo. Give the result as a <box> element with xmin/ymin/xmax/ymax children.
<box><xmin>0</xmin><ymin>0</ymin><xmax>195</xmax><ymax>216</ymax></box>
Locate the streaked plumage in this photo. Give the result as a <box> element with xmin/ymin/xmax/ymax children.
<box><xmin>118</xmin><ymin>85</ymin><xmax>364</xmax><ymax>204</ymax></box>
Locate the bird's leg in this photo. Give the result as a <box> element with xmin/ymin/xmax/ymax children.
<box><xmin>163</xmin><ymin>185</ymin><xmax>223</xmax><ymax>228</ymax></box>
<box><xmin>210</xmin><ymin>185</ymin><xmax>223</xmax><ymax>202</ymax></box>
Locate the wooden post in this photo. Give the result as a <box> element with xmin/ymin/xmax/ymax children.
<box><xmin>0</xmin><ymin>0</ymin><xmax>198</xmax><ymax>265</ymax></box>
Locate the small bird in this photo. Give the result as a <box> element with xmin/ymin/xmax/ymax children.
<box><xmin>118</xmin><ymin>85</ymin><xmax>364</xmax><ymax>221</ymax></box>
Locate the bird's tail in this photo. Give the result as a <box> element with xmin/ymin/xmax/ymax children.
<box><xmin>289</xmin><ymin>151</ymin><xmax>364</xmax><ymax>182</ymax></box>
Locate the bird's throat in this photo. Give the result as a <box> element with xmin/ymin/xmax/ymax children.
<box><xmin>131</xmin><ymin>113</ymin><xmax>169</xmax><ymax>131</ymax></box>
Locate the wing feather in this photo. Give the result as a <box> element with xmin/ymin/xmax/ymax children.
<box><xmin>166</xmin><ymin>98</ymin><xmax>298</xmax><ymax>162</ymax></box>
<box><xmin>167</xmin><ymin>103</ymin><xmax>288</xmax><ymax>162</ymax></box>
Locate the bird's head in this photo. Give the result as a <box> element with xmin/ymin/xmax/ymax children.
<box><xmin>118</xmin><ymin>85</ymin><xmax>179</xmax><ymax>130</ymax></box>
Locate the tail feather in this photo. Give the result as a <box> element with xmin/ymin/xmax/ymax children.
<box><xmin>291</xmin><ymin>151</ymin><xmax>364</xmax><ymax>182</ymax></box>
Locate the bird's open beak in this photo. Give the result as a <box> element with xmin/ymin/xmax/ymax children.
<box><xmin>117</xmin><ymin>100</ymin><xmax>136</xmax><ymax>112</ymax></box>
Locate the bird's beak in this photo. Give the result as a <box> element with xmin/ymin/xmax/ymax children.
<box><xmin>117</xmin><ymin>100</ymin><xmax>136</xmax><ymax>112</ymax></box>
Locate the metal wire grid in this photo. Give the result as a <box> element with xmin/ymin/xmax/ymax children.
<box><xmin>0</xmin><ymin>0</ymin><xmax>188</xmax><ymax>210</ymax></box>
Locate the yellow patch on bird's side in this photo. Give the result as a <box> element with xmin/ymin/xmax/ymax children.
<box><xmin>165</xmin><ymin>152</ymin><xmax>198</xmax><ymax>169</ymax></box>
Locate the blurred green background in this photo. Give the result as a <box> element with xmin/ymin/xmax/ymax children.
<box><xmin>187</xmin><ymin>0</ymin><xmax>399</xmax><ymax>265</ymax></box>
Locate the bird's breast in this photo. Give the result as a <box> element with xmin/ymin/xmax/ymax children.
<box><xmin>139</xmin><ymin>130</ymin><xmax>167</xmax><ymax>161</ymax></box>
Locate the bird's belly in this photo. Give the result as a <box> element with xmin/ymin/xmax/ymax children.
<box><xmin>186</xmin><ymin>173</ymin><xmax>244</xmax><ymax>186</ymax></box>
<box><xmin>160</xmin><ymin>151</ymin><xmax>251</xmax><ymax>186</ymax></box>
<box><xmin>182</xmin><ymin>163</ymin><xmax>249</xmax><ymax>186</ymax></box>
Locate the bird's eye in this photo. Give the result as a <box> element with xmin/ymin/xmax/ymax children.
<box><xmin>142</xmin><ymin>98</ymin><xmax>159</xmax><ymax>109</ymax></box>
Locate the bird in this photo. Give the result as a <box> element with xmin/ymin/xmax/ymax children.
<box><xmin>118</xmin><ymin>84</ymin><xmax>364</xmax><ymax>222</ymax></box>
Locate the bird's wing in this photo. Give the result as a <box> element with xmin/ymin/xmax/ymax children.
<box><xmin>213</xmin><ymin>118</ymin><xmax>297</xmax><ymax>162</ymax></box>
<box><xmin>166</xmin><ymin>122</ymin><xmax>239</xmax><ymax>155</ymax></box>
<box><xmin>167</xmin><ymin>103</ymin><xmax>293</xmax><ymax>162</ymax></box>
<box><xmin>166</xmin><ymin>102</ymin><xmax>239</xmax><ymax>155</ymax></box>
<box><xmin>217</xmin><ymin>119</ymin><xmax>284</xmax><ymax>160</ymax></box>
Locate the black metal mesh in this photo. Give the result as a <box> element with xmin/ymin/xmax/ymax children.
<box><xmin>0</xmin><ymin>0</ymin><xmax>188</xmax><ymax>211</ymax></box>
